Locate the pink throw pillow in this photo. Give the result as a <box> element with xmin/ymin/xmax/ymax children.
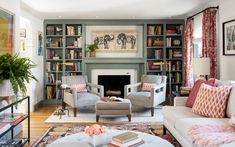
<box><xmin>71</xmin><ymin>84</ymin><xmax>88</xmax><ymax>92</ymax></box>
<box><xmin>186</xmin><ymin>79</ymin><xmax>215</xmax><ymax>108</ymax></box>
<box><xmin>142</xmin><ymin>83</ymin><xmax>156</xmax><ymax>92</ymax></box>
<box><xmin>192</xmin><ymin>83</ymin><xmax>232</xmax><ymax>118</ymax></box>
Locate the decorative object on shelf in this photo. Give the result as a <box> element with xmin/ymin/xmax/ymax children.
<box><xmin>223</xmin><ymin>19</ymin><xmax>235</xmax><ymax>55</ymax></box>
<box><xmin>0</xmin><ymin>8</ymin><xmax>14</xmax><ymax>56</ymax></box>
<box><xmin>87</xmin><ymin>43</ymin><xmax>98</xmax><ymax>57</ymax></box>
<box><xmin>85</xmin><ymin>124</ymin><xmax>107</xmax><ymax>146</ymax></box>
<box><xmin>92</xmin><ymin>30</ymin><xmax>137</xmax><ymax>52</ymax></box>
<box><xmin>193</xmin><ymin>57</ymin><xmax>210</xmax><ymax>80</ymax></box>
<box><xmin>0</xmin><ymin>54</ymin><xmax>38</xmax><ymax>101</ymax></box>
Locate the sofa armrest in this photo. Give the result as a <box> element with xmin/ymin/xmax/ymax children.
<box><xmin>87</xmin><ymin>83</ymin><xmax>104</xmax><ymax>97</ymax></box>
<box><xmin>174</xmin><ymin>97</ymin><xmax>188</xmax><ymax>106</ymax></box>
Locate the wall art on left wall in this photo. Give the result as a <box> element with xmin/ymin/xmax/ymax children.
<box><xmin>0</xmin><ymin>8</ymin><xmax>14</xmax><ymax>55</ymax></box>
<box><xmin>37</xmin><ymin>31</ymin><xmax>43</xmax><ymax>56</ymax></box>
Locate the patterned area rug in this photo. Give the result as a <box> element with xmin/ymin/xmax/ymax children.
<box><xmin>33</xmin><ymin>123</ymin><xmax>181</xmax><ymax>147</ymax></box>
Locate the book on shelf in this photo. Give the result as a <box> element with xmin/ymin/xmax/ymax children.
<box><xmin>166</xmin><ymin>37</ymin><xmax>172</xmax><ymax>47</ymax></box>
<box><xmin>46</xmin><ymin>26</ymin><xmax>55</xmax><ymax>35</ymax></box>
<box><xmin>67</xmin><ymin>26</ymin><xmax>76</xmax><ymax>35</ymax></box>
<box><xmin>0</xmin><ymin>123</ymin><xmax>11</xmax><ymax>134</ymax></box>
<box><xmin>154</xmin><ymin>50</ymin><xmax>162</xmax><ymax>59</ymax></box>
<box><xmin>47</xmin><ymin>86</ymin><xmax>56</xmax><ymax>99</ymax></box>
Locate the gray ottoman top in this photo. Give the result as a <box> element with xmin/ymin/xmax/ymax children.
<box><xmin>96</xmin><ymin>99</ymin><xmax>131</xmax><ymax>110</ymax></box>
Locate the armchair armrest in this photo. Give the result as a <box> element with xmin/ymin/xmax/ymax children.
<box><xmin>151</xmin><ymin>83</ymin><xmax>165</xmax><ymax>94</ymax></box>
<box><xmin>124</xmin><ymin>82</ymin><xmax>141</xmax><ymax>98</ymax></box>
<box><xmin>87</xmin><ymin>83</ymin><xmax>104</xmax><ymax>97</ymax></box>
<box><xmin>64</xmin><ymin>89</ymin><xmax>77</xmax><ymax>107</ymax></box>
<box><xmin>174</xmin><ymin>97</ymin><xmax>188</xmax><ymax>106</ymax></box>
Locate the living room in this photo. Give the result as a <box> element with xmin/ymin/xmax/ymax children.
<box><xmin>0</xmin><ymin>0</ymin><xmax>235</xmax><ymax>146</ymax></box>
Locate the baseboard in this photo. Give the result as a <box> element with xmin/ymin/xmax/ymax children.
<box><xmin>34</xmin><ymin>100</ymin><xmax>43</xmax><ymax>111</ymax></box>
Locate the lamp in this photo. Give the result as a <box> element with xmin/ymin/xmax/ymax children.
<box><xmin>193</xmin><ymin>57</ymin><xmax>210</xmax><ymax>80</ymax></box>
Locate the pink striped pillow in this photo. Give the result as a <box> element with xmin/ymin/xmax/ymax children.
<box><xmin>142</xmin><ymin>83</ymin><xmax>156</xmax><ymax>92</ymax></box>
<box><xmin>71</xmin><ymin>84</ymin><xmax>88</xmax><ymax>92</ymax></box>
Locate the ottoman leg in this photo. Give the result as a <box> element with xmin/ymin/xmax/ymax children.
<box><xmin>127</xmin><ymin>114</ymin><xmax>131</xmax><ymax>122</ymax></box>
<box><xmin>96</xmin><ymin>115</ymin><xmax>100</xmax><ymax>122</ymax></box>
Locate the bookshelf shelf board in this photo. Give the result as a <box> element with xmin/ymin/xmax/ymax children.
<box><xmin>167</xmin><ymin>83</ymin><xmax>182</xmax><ymax>85</ymax></box>
<box><xmin>46</xmin><ymin>35</ymin><xmax>63</xmax><ymax>37</ymax></box>
<box><xmin>147</xmin><ymin>47</ymin><xmax>163</xmax><ymax>49</ymax></box>
<box><xmin>46</xmin><ymin>71</ymin><xmax>63</xmax><ymax>73</ymax></box>
<box><xmin>65</xmin><ymin>71</ymin><xmax>82</xmax><ymax>73</ymax></box>
<box><xmin>65</xmin><ymin>35</ymin><xmax>82</xmax><ymax>37</ymax></box>
<box><xmin>166</xmin><ymin>34</ymin><xmax>182</xmax><ymax>37</ymax></box>
<box><xmin>147</xmin><ymin>70</ymin><xmax>163</xmax><ymax>73</ymax></box>
<box><xmin>47</xmin><ymin>47</ymin><xmax>63</xmax><ymax>49</ymax></box>
<box><xmin>166</xmin><ymin>46</ymin><xmax>182</xmax><ymax>49</ymax></box>
<box><xmin>65</xmin><ymin>59</ymin><xmax>83</xmax><ymax>61</ymax></box>
<box><xmin>147</xmin><ymin>59</ymin><xmax>163</xmax><ymax>61</ymax></box>
<box><xmin>166</xmin><ymin>70</ymin><xmax>182</xmax><ymax>72</ymax></box>
<box><xmin>46</xmin><ymin>83</ymin><xmax>62</xmax><ymax>86</ymax></box>
<box><xmin>147</xmin><ymin>35</ymin><xmax>164</xmax><ymax>37</ymax></box>
<box><xmin>66</xmin><ymin>47</ymin><xmax>82</xmax><ymax>49</ymax></box>
<box><xmin>46</xmin><ymin>59</ymin><xmax>63</xmax><ymax>61</ymax></box>
<box><xmin>166</xmin><ymin>58</ymin><xmax>182</xmax><ymax>61</ymax></box>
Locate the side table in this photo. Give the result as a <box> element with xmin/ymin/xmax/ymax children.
<box><xmin>56</xmin><ymin>87</ymin><xmax>70</xmax><ymax>119</ymax></box>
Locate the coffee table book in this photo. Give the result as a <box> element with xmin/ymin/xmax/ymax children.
<box><xmin>112</xmin><ymin>131</ymin><xmax>138</xmax><ymax>143</ymax></box>
<box><xmin>108</xmin><ymin>139</ymin><xmax>144</xmax><ymax>147</ymax></box>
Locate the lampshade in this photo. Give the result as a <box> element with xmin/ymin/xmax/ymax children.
<box><xmin>193</xmin><ymin>58</ymin><xmax>210</xmax><ymax>75</ymax></box>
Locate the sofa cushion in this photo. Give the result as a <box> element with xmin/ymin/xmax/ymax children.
<box><xmin>186</xmin><ymin>79</ymin><xmax>215</xmax><ymax>108</ymax></box>
<box><xmin>162</xmin><ymin>106</ymin><xmax>202</xmax><ymax>126</ymax></box>
<box><xmin>192</xmin><ymin>83</ymin><xmax>232</xmax><ymax>118</ymax></box>
<box><xmin>174</xmin><ymin>117</ymin><xmax>230</xmax><ymax>145</ymax></box>
<box><xmin>226</xmin><ymin>82</ymin><xmax>235</xmax><ymax>117</ymax></box>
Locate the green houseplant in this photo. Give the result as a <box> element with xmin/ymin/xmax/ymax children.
<box><xmin>87</xmin><ymin>43</ymin><xmax>98</xmax><ymax>57</ymax></box>
<box><xmin>0</xmin><ymin>53</ymin><xmax>38</xmax><ymax>99</ymax></box>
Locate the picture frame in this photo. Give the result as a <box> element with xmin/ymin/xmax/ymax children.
<box><xmin>20</xmin><ymin>29</ymin><xmax>26</xmax><ymax>38</ymax></box>
<box><xmin>0</xmin><ymin>7</ymin><xmax>14</xmax><ymax>55</ymax></box>
<box><xmin>92</xmin><ymin>30</ymin><xmax>138</xmax><ymax>52</ymax></box>
<box><xmin>37</xmin><ymin>31</ymin><xmax>43</xmax><ymax>56</ymax></box>
<box><xmin>223</xmin><ymin>19</ymin><xmax>235</xmax><ymax>55</ymax></box>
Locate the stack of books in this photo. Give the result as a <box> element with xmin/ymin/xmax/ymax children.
<box><xmin>180</xmin><ymin>87</ymin><xmax>191</xmax><ymax>96</ymax></box>
<box><xmin>108</xmin><ymin>131</ymin><xmax>144</xmax><ymax>147</ymax></box>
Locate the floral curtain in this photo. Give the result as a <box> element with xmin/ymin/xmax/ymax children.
<box><xmin>202</xmin><ymin>8</ymin><xmax>218</xmax><ymax>78</ymax></box>
<box><xmin>183</xmin><ymin>18</ymin><xmax>194</xmax><ymax>87</ymax></box>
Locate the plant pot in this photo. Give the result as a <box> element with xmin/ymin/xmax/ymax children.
<box><xmin>0</xmin><ymin>80</ymin><xmax>14</xmax><ymax>97</ymax></box>
<box><xmin>90</xmin><ymin>51</ymin><xmax>96</xmax><ymax>57</ymax></box>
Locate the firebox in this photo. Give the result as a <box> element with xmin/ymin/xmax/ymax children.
<box><xmin>98</xmin><ymin>75</ymin><xmax>130</xmax><ymax>98</ymax></box>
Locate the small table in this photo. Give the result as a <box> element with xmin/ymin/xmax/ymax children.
<box><xmin>47</xmin><ymin>129</ymin><xmax>173</xmax><ymax>147</ymax></box>
<box><xmin>96</xmin><ymin>99</ymin><xmax>132</xmax><ymax>122</ymax></box>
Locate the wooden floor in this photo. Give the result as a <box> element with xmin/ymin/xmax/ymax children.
<box><xmin>22</xmin><ymin>105</ymin><xmax>57</xmax><ymax>147</ymax></box>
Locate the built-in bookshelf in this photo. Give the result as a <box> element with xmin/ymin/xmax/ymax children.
<box><xmin>44</xmin><ymin>23</ymin><xmax>83</xmax><ymax>101</ymax></box>
<box><xmin>146</xmin><ymin>23</ymin><xmax>184</xmax><ymax>99</ymax></box>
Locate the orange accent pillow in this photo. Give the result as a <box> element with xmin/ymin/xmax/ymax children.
<box><xmin>71</xmin><ymin>84</ymin><xmax>88</xmax><ymax>92</ymax></box>
<box><xmin>142</xmin><ymin>83</ymin><xmax>156</xmax><ymax>92</ymax></box>
<box><xmin>192</xmin><ymin>83</ymin><xmax>232</xmax><ymax>118</ymax></box>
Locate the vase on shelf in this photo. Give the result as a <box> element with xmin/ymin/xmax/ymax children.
<box><xmin>90</xmin><ymin>51</ymin><xmax>96</xmax><ymax>57</ymax></box>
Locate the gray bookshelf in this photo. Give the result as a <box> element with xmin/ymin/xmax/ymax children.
<box><xmin>43</xmin><ymin>19</ymin><xmax>184</xmax><ymax>104</ymax></box>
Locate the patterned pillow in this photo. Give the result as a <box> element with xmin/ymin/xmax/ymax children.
<box><xmin>70</xmin><ymin>84</ymin><xmax>88</xmax><ymax>92</ymax></box>
<box><xmin>186</xmin><ymin>79</ymin><xmax>215</xmax><ymax>108</ymax></box>
<box><xmin>192</xmin><ymin>83</ymin><xmax>232</xmax><ymax>118</ymax></box>
<box><xmin>142</xmin><ymin>83</ymin><xmax>156</xmax><ymax>92</ymax></box>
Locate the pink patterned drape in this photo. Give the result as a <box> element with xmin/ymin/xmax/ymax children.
<box><xmin>183</xmin><ymin>18</ymin><xmax>194</xmax><ymax>87</ymax></box>
<box><xmin>202</xmin><ymin>8</ymin><xmax>218</xmax><ymax>78</ymax></box>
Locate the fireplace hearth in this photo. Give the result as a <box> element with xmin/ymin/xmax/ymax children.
<box><xmin>98</xmin><ymin>75</ymin><xmax>130</xmax><ymax>98</ymax></box>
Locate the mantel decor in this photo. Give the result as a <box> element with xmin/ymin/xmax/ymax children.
<box><xmin>223</xmin><ymin>19</ymin><xmax>235</xmax><ymax>55</ymax></box>
<box><xmin>92</xmin><ymin>30</ymin><xmax>137</xmax><ymax>52</ymax></box>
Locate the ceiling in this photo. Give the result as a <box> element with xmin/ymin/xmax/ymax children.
<box><xmin>21</xmin><ymin>0</ymin><xmax>217</xmax><ymax>19</ymax></box>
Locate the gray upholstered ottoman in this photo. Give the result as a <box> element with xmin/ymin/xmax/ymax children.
<box><xmin>95</xmin><ymin>99</ymin><xmax>132</xmax><ymax>122</ymax></box>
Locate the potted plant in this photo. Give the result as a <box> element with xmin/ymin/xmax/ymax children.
<box><xmin>0</xmin><ymin>53</ymin><xmax>38</xmax><ymax>101</ymax></box>
<box><xmin>87</xmin><ymin>43</ymin><xmax>98</xmax><ymax>57</ymax></box>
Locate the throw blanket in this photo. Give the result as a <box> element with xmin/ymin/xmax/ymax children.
<box><xmin>188</xmin><ymin>125</ymin><xmax>235</xmax><ymax>147</ymax></box>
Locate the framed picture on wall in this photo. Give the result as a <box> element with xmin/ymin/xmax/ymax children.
<box><xmin>223</xmin><ymin>19</ymin><xmax>235</xmax><ymax>55</ymax></box>
<box><xmin>37</xmin><ymin>31</ymin><xmax>43</xmax><ymax>56</ymax></box>
<box><xmin>0</xmin><ymin>8</ymin><xmax>14</xmax><ymax>55</ymax></box>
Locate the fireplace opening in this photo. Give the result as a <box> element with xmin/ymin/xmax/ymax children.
<box><xmin>98</xmin><ymin>75</ymin><xmax>130</xmax><ymax>98</ymax></box>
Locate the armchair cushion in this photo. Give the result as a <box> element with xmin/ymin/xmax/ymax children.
<box><xmin>127</xmin><ymin>92</ymin><xmax>151</xmax><ymax>107</ymax></box>
<box><xmin>71</xmin><ymin>84</ymin><xmax>88</xmax><ymax>92</ymax></box>
<box><xmin>141</xmin><ymin>83</ymin><xmax>156</xmax><ymax>92</ymax></box>
<box><xmin>76</xmin><ymin>92</ymin><xmax>100</xmax><ymax>107</ymax></box>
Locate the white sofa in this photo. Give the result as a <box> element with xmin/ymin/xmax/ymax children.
<box><xmin>163</xmin><ymin>80</ymin><xmax>235</xmax><ymax>147</ymax></box>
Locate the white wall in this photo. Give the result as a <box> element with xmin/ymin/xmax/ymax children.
<box><xmin>219</xmin><ymin>0</ymin><xmax>235</xmax><ymax>80</ymax></box>
<box><xmin>20</xmin><ymin>8</ymin><xmax>44</xmax><ymax>111</ymax></box>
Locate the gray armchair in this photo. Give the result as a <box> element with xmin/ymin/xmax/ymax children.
<box><xmin>62</xmin><ymin>76</ymin><xmax>104</xmax><ymax>117</ymax></box>
<box><xmin>124</xmin><ymin>75</ymin><xmax>167</xmax><ymax>116</ymax></box>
